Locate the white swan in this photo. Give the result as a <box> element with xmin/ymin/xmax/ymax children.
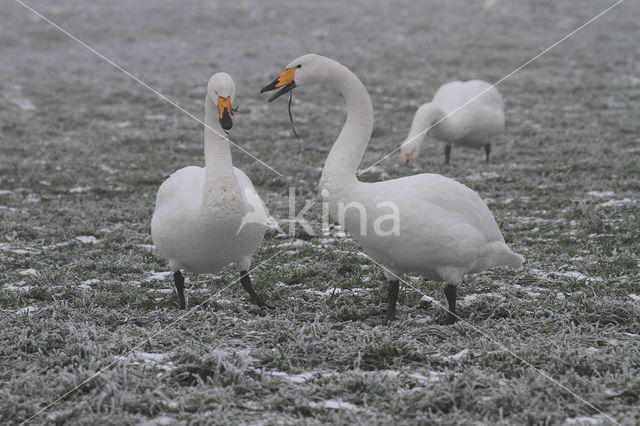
<box><xmin>400</xmin><ymin>80</ymin><xmax>505</xmax><ymax>166</ymax></box>
<box><xmin>151</xmin><ymin>72</ymin><xmax>269</xmax><ymax>309</ymax></box>
<box><xmin>262</xmin><ymin>55</ymin><xmax>523</xmax><ymax>323</ymax></box>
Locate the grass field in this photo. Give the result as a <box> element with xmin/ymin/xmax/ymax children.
<box><xmin>1</xmin><ymin>0</ymin><xmax>639</xmax><ymax>424</ymax></box>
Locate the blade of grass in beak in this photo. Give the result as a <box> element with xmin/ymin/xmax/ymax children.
<box><xmin>288</xmin><ymin>92</ymin><xmax>301</xmax><ymax>151</ymax></box>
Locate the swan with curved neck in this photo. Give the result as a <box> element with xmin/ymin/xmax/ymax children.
<box><xmin>262</xmin><ymin>55</ymin><xmax>522</xmax><ymax>323</ymax></box>
<box><xmin>152</xmin><ymin>72</ymin><xmax>270</xmax><ymax>310</ymax></box>
<box><xmin>400</xmin><ymin>80</ymin><xmax>505</xmax><ymax>165</ymax></box>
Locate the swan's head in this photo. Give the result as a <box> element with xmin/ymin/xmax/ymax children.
<box><xmin>208</xmin><ymin>72</ymin><xmax>236</xmax><ymax>131</ymax></box>
<box><xmin>400</xmin><ymin>139</ymin><xmax>419</xmax><ymax>166</ymax></box>
<box><xmin>260</xmin><ymin>54</ymin><xmax>326</xmax><ymax>102</ymax></box>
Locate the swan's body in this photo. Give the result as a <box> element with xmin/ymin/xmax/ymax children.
<box><xmin>152</xmin><ymin>73</ymin><xmax>269</xmax><ymax>309</ymax></box>
<box><xmin>262</xmin><ymin>55</ymin><xmax>522</xmax><ymax>322</ymax></box>
<box><xmin>400</xmin><ymin>80</ymin><xmax>504</xmax><ymax>165</ymax></box>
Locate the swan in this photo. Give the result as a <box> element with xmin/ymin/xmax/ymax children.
<box><xmin>261</xmin><ymin>55</ymin><xmax>523</xmax><ymax>323</ymax></box>
<box><xmin>400</xmin><ymin>80</ymin><xmax>505</xmax><ymax>166</ymax></box>
<box><xmin>151</xmin><ymin>72</ymin><xmax>270</xmax><ymax>310</ymax></box>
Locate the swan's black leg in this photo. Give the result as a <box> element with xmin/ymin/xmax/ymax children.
<box><xmin>173</xmin><ymin>271</ymin><xmax>186</xmax><ymax>310</ymax></box>
<box><xmin>386</xmin><ymin>280</ymin><xmax>400</xmax><ymax>322</ymax></box>
<box><xmin>444</xmin><ymin>143</ymin><xmax>452</xmax><ymax>164</ymax></box>
<box><xmin>239</xmin><ymin>271</ymin><xmax>272</xmax><ymax>308</ymax></box>
<box><xmin>444</xmin><ymin>284</ymin><xmax>457</xmax><ymax>324</ymax></box>
<box><xmin>484</xmin><ymin>143</ymin><xmax>491</xmax><ymax>164</ymax></box>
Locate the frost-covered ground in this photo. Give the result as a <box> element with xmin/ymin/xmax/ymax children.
<box><xmin>1</xmin><ymin>0</ymin><xmax>639</xmax><ymax>424</ymax></box>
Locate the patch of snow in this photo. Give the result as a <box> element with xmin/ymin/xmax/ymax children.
<box><xmin>270</xmin><ymin>371</ymin><xmax>314</xmax><ymax>384</ymax></box>
<box><xmin>628</xmin><ymin>294</ymin><xmax>640</xmax><ymax>302</ymax></box>
<box><xmin>113</xmin><ymin>121</ymin><xmax>131</xmax><ymax>128</ymax></box>
<box><xmin>562</xmin><ymin>414</ymin><xmax>609</xmax><ymax>425</ymax></box>
<box><xmin>138</xmin><ymin>416</ymin><xmax>174</xmax><ymax>426</ymax></box>
<box><xmin>76</xmin><ymin>236</ymin><xmax>98</xmax><ymax>244</ymax></box>
<box><xmin>136</xmin><ymin>244</ymin><xmax>155</xmax><ymax>251</ymax></box>
<box><xmin>420</xmin><ymin>295</ymin><xmax>436</xmax><ymax>305</ymax></box>
<box><xmin>444</xmin><ymin>349</ymin><xmax>469</xmax><ymax>361</ymax></box>
<box><xmin>25</xmin><ymin>194</ymin><xmax>40</xmax><ymax>203</ymax></box>
<box><xmin>19</xmin><ymin>268</ymin><xmax>39</xmax><ymax>277</ymax></box>
<box><xmin>99</xmin><ymin>164</ymin><xmax>116</xmax><ymax>174</ymax></box>
<box><xmin>309</xmin><ymin>399</ymin><xmax>359</xmax><ymax>410</ymax></box>
<box><xmin>69</xmin><ymin>186</ymin><xmax>92</xmax><ymax>193</ymax></box>
<box><xmin>587</xmin><ymin>191</ymin><xmax>614</xmax><ymax>198</ymax></box>
<box><xmin>409</xmin><ymin>371</ymin><xmax>446</xmax><ymax>383</ymax></box>
<box><xmin>17</xmin><ymin>306</ymin><xmax>37</xmax><ymax>314</ymax></box>
<box><xmin>39</xmin><ymin>180</ymin><xmax>51</xmax><ymax>186</ymax></box>
<box><xmin>599</xmin><ymin>198</ymin><xmax>633</xmax><ymax>207</ymax></box>
<box><xmin>556</xmin><ymin>271</ymin><xmax>603</xmax><ymax>283</ymax></box>
<box><xmin>80</xmin><ymin>278</ymin><xmax>100</xmax><ymax>288</ymax></box>
<box><xmin>146</xmin><ymin>271</ymin><xmax>173</xmax><ymax>281</ymax></box>
<box><xmin>0</xmin><ymin>190</ymin><xmax>14</xmax><ymax>196</ymax></box>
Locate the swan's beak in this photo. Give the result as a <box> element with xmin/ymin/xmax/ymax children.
<box><xmin>261</xmin><ymin>68</ymin><xmax>297</xmax><ymax>102</ymax></box>
<box><xmin>403</xmin><ymin>153</ymin><xmax>413</xmax><ymax>166</ymax></box>
<box><xmin>218</xmin><ymin>96</ymin><xmax>233</xmax><ymax>130</ymax></box>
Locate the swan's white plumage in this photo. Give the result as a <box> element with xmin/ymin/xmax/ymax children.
<box><xmin>151</xmin><ymin>73</ymin><xmax>266</xmax><ymax>277</ymax></box>
<box><xmin>401</xmin><ymin>80</ymin><xmax>505</xmax><ymax>162</ymax></box>
<box><xmin>268</xmin><ymin>55</ymin><xmax>522</xmax><ymax>320</ymax></box>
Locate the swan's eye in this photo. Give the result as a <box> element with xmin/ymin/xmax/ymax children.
<box><xmin>296</xmin><ymin>64</ymin><xmax>302</xmax><ymax>69</ymax></box>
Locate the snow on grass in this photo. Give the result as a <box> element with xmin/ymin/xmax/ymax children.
<box><xmin>587</xmin><ymin>190</ymin><xmax>615</xmax><ymax>198</ymax></box>
<box><xmin>75</xmin><ymin>235</ymin><xmax>99</xmax><ymax>244</ymax></box>
<box><xmin>309</xmin><ymin>399</ymin><xmax>360</xmax><ymax>410</ymax></box>
<box><xmin>442</xmin><ymin>349</ymin><xmax>470</xmax><ymax>361</ymax></box>
<box><xmin>628</xmin><ymin>294</ymin><xmax>640</xmax><ymax>302</ymax></box>
<box><xmin>562</xmin><ymin>414</ymin><xmax>611</xmax><ymax>425</ymax></box>
<box><xmin>69</xmin><ymin>186</ymin><xmax>92</xmax><ymax>193</ymax></box>
<box><xmin>146</xmin><ymin>271</ymin><xmax>173</xmax><ymax>281</ymax></box>
<box><xmin>19</xmin><ymin>268</ymin><xmax>39</xmax><ymax>277</ymax></box>
<box><xmin>17</xmin><ymin>306</ymin><xmax>37</xmax><ymax>315</ymax></box>
<box><xmin>599</xmin><ymin>198</ymin><xmax>633</xmax><ymax>207</ymax></box>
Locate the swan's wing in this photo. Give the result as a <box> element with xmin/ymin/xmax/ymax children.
<box><xmin>154</xmin><ymin>166</ymin><xmax>204</xmax><ymax>210</ymax></box>
<box><xmin>372</xmin><ymin>173</ymin><xmax>504</xmax><ymax>244</ymax></box>
<box><xmin>233</xmin><ymin>167</ymin><xmax>267</xmax><ymax>226</ymax></box>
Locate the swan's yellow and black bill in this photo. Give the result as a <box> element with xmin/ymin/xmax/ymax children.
<box><xmin>261</xmin><ymin>68</ymin><xmax>297</xmax><ymax>102</ymax></box>
<box><xmin>403</xmin><ymin>153</ymin><xmax>413</xmax><ymax>166</ymax></box>
<box><xmin>217</xmin><ymin>96</ymin><xmax>233</xmax><ymax>130</ymax></box>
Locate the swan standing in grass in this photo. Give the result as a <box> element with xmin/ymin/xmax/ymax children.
<box><xmin>262</xmin><ymin>55</ymin><xmax>523</xmax><ymax>323</ymax></box>
<box><xmin>400</xmin><ymin>80</ymin><xmax>504</xmax><ymax>166</ymax></box>
<box><xmin>151</xmin><ymin>73</ymin><xmax>270</xmax><ymax>310</ymax></box>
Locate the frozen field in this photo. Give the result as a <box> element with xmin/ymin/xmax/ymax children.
<box><xmin>1</xmin><ymin>0</ymin><xmax>639</xmax><ymax>424</ymax></box>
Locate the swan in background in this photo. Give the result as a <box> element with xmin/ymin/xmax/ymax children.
<box><xmin>262</xmin><ymin>55</ymin><xmax>523</xmax><ymax>323</ymax></box>
<box><xmin>400</xmin><ymin>80</ymin><xmax>504</xmax><ymax>166</ymax></box>
<box><xmin>152</xmin><ymin>73</ymin><xmax>270</xmax><ymax>310</ymax></box>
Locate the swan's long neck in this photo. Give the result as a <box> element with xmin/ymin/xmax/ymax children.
<box><xmin>319</xmin><ymin>59</ymin><xmax>374</xmax><ymax>191</ymax></box>
<box><xmin>403</xmin><ymin>102</ymin><xmax>445</xmax><ymax>153</ymax></box>
<box><xmin>203</xmin><ymin>95</ymin><xmax>238</xmax><ymax>206</ymax></box>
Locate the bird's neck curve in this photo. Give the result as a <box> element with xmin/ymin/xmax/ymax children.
<box><xmin>203</xmin><ymin>95</ymin><xmax>239</xmax><ymax>207</ymax></box>
<box><xmin>404</xmin><ymin>102</ymin><xmax>445</xmax><ymax>151</ymax></box>
<box><xmin>204</xmin><ymin>95</ymin><xmax>235</xmax><ymax>178</ymax></box>
<box><xmin>319</xmin><ymin>59</ymin><xmax>374</xmax><ymax>193</ymax></box>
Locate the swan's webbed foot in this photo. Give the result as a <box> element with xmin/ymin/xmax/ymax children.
<box><xmin>239</xmin><ymin>271</ymin><xmax>274</xmax><ymax>309</ymax></box>
<box><xmin>444</xmin><ymin>143</ymin><xmax>452</xmax><ymax>164</ymax></box>
<box><xmin>484</xmin><ymin>143</ymin><xmax>491</xmax><ymax>164</ymax></box>
<box><xmin>444</xmin><ymin>283</ymin><xmax>457</xmax><ymax>324</ymax></box>
<box><xmin>173</xmin><ymin>271</ymin><xmax>187</xmax><ymax>310</ymax></box>
<box><xmin>385</xmin><ymin>280</ymin><xmax>400</xmax><ymax>322</ymax></box>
